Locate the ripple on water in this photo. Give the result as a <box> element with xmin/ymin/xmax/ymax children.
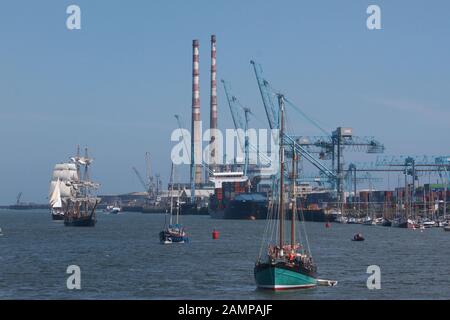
<box><xmin>0</xmin><ymin>210</ymin><xmax>449</xmax><ymax>299</ymax></box>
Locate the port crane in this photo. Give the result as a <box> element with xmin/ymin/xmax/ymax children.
<box><xmin>16</xmin><ymin>192</ymin><xmax>23</xmax><ymax>205</ymax></box>
<box><xmin>347</xmin><ymin>155</ymin><xmax>450</xmax><ymax>217</ymax></box>
<box><xmin>221</xmin><ymin>79</ymin><xmax>253</xmax><ymax>176</ymax></box>
<box><xmin>132</xmin><ymin>152</ymin><xmax>157</xmax><ymax>202</ymax></box>
<box><xmin>250</xmin><ymin>60</ymin><xmax>385</xmax><ymax>203</ymax></box>
<box><xmin>222</xmin><ymin>79</ymin><xmax>287</xmax><ymax>188</ymax></box>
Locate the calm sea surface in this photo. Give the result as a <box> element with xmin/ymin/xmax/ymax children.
<box><xmin>0</xmin><ymin>209</ymin><xmax>449</xmax><ymax>300</ymax></box>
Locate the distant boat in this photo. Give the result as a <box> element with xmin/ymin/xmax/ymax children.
<box><xmin>436</xmin><ymin>221</ymin><xmax>446</xmax><ymax>227</ymax></box>
<box><xmin>105</xmin><ymin>205</ymin><xmax>122</xmax><ymax>214</ymax></box>
<box><xmin>335</xmin><ymin>215</ymin><xmax>347</xmax><ymax>224</ymax></box>
<box><xmin>392</xmin><ymin>216</ymin><xmax>409</xmax><ymax>228</ymax></box>
<box><xmin>52</xmin><ymin>146</ymin><xmax>101</xmax><ymax>227</ymax></box>
<box><xmin>111</xmin><ymin>207</ymin><xmax>121</xmax><ymax>214</ymax></box>
<box><xmin>381</xmin><ymin>218</ymin><xmax>392</xmax><ymax>227</ymax></box>
<box><xmin>352</xmin><ymin>233</ymin><xmax>365</xmax><ymax>241</ymax></box>
<box><xmin>362</xmin><ymin>216</ymin><xmax>373</xmax><ymax>226</ymax></box>
<box><xmin>254</xmin><ymin>96</ymin><xmax>317</xmax><ymax>290</ymax></box>
<box><xmin>422</xmin><ymin>219</ymin><xmax>436</xmax><ymax>228</ymax></box>
<box><xmin>347</xmin><ymin>217</ymin><xmax>358</xmax><ymax>224</ymax></box>
<box><xmin>160</xmin><ymin>163</ymin><xmax>189</xmax><ymax>244</ymax></box>
<box><xmin>208</xmin><ymin>170</ymin><xmax>267</xmax><ymax>220</ymax></box>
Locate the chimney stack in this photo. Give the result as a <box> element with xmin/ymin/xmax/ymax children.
<box><xmin>191</xmin><ymin>39</ymin><xmax>202</xmax><ymax>185</ymax></box>
<box><xmin>209</xmin><ymin>35</ymin><xmax>218</xmax><ymax>169</ymax></box>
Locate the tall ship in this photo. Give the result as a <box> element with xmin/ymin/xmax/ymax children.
<box><xmin>254</xmin><ymin>96</ymin><xmax>317</xmax><ymax>290</ymax></box>
<box><xmin>49</xmin><ymin>163</ymin><xmax>78</xmax><ymax>220</ymax></box>
<box><xmin>48</xmin><ymin>146</ymin><xmax>100</xmax><ymax>226</ymax></box>
<box><xmin>208</xmin><ymin>172</ymin><xmax>268</xmax><ymax>220</ymax></box>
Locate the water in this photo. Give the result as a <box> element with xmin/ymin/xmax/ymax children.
<box><xmin>0</xmin><ymin>209</ymin><xmax>449</xmax><ymax>299</ymax></box>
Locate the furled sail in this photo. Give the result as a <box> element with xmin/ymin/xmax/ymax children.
<box><xmin>49</xmin><ymin>179</ymin><xmax>62</xmax><ymax>208</ymax></box>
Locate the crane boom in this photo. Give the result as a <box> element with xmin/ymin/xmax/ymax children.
<box><xmin>132</xmin><ymin>166</ymin><xmax>149</xmax><ymax>193</ymax></box>
<box><xmin>251</xmin><ymin>60</ymin><xmax>337</xmax><ymax>183</ymax></box>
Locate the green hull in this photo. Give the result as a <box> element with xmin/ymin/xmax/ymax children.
<box><xmin>254</xmin><ymin>264</ymin><xmax>317</xmax><ymax>290</ymax></box>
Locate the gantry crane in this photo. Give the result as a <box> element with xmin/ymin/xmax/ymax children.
<box><xmin>250</xmin><ymin>60</ymin><xmax>385</xmax><ymax>203</ymax></box>
<box><xmin>221</xmin><ymin>79</ymin><xmax>252</xmax><ymax>175</ymax></box>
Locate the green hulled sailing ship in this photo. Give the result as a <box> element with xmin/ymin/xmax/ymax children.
<box><xmin>254</xmin><ymin>95</ymin><xmax>317</xmax><ymax>290</ymax></box>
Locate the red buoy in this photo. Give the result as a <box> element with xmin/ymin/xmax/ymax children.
<box><xmin>212</xmin><ymin>229</ymin><xmax>219</xmax><ymax>240</ymax></box>
<box><xmin>325</xmin><ymin>222</ymin><xmax>331</xmax><ymax>228</ymax></box>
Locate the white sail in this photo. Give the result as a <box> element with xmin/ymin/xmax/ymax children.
<box><xmin>49</xmin><ymin>180</ymin><xmax>74</xmax><ymax>198</ymax></box>
<box><xmin>52</xmin><ymin>163</ymin><xmax>78</xmax><ymax>182</ymax></box>
<box><xmin>49</xmin><ymin>179</ymin><xmax>62</xmax><ymax>208</ymax></box>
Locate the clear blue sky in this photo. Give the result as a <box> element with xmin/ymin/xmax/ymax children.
<box><xmin>0</xmin><ymin>0</ymin><xmax>449</xmax><ymax>203</ymax></box>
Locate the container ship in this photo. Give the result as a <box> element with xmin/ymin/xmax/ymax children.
<box><xmin>208</xmin><ymin>172</ymin><xmax>339</xmax><ymax>221</ymax></box>
<box><xmin>208</xmin><ymin>172</ymin><xmax>268</xmax><ymax>220</ymax></box>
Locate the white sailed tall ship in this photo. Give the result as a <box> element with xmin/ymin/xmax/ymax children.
<box><xmin>49</xmin><ymin>163</ymin><xmax>79</xmax><ymax>220</ymax></box>
<box><xmin>48</xmin><ymin>146</ymin><xmax>100</xmax><ymax>226</ymax></box>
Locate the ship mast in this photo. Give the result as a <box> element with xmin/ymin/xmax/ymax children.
<box><xmin>169</xmin><ymin>162</ymin><xmax>174</xmax><ymax>225</ymax></box>
<box><xmin>291</xmin><ymin>143</ymin><xmax>297</xmax><ymax>248</ymax></box>
<box><xmin>278</xmin><ymin>94</ymin><xmax>285</xmax><ymax>250</ymax></box>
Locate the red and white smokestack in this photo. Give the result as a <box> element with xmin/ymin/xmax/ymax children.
<box><xmin>191</xmin><ymin>39</ymin><xmax>202</xmax><ymax>184</ymax></box>
<box><xmin>209</xmin><ymin>35</ymin><xmax>218</xmax><ymax>168</ymax></box>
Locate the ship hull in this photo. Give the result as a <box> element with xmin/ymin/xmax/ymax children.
<box><xmin>209</xmin><ymin>198</ymin><xmax>268</xmax><ymax>220</ymax></box>
<box><xmin>52</xmin><ymin>213</ymin><xmax>64</xmax><ymax>221</ymax></box>
<box><xmin>381</xmin><ymin>220</ymin><xmax>392</xmax><ymax>227</ymax></box>
<box><xmin>392</xmin><ymin>219</ymin><xmax>416</xmax><ymax>229</ymax></box>
<box><xmin>254</xmin><ymin>263</ymin><xmax>317</xmax><ymax>290</ymax></box>
<box><xmin>159</xmin><ymin>231</ymin><xmax>188</xmax><ymax>244</ymax></box>
<box><xmin>64</xmin><ymin>216</ymin><xmax>96</xmax><ymax>227</ymax></box>
<box><xmin>180</xmin><ymin>203</ymin><xmax>209</xmax><ymax>216</ymax></box>
<box><xmin>209</xmin><ymin>205</ymin><xmax>334</xmax><ymax>222</ymax></box>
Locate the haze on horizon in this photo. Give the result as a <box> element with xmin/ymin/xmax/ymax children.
<box><xmin>0</xmin><ymin>0</ymin><xmax>449</xmax><ymax>204</ymax></box>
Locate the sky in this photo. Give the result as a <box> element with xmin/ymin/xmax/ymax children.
<box><xmin>0</xmin><ymin>0</ymin><xmax>449</xmax><ymax>204</ymax></box>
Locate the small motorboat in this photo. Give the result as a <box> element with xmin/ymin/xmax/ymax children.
<box><xmin>335</xmin><ymin>215</ymin><xmax>347</xmax><ymax>224</ymax></box>
<box><xmin>422</xmin><ymin>219</ymin><xmax>436</xmax><ymax>228</ymax></box>
<box><xmin>105</xmin><ymin>205</ymin><xmax>122</xmax><ymax>214</ymax></box>
<box><xmin>352</xmin><ymin>233</ymin><xmax>365</xmax><ymax>241</ymax></box>
<box><xmin>362</xmin><ymin>216</ymin><xmax>373</xmax><ymax>226</ymax></box>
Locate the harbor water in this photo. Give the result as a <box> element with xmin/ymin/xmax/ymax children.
<box><xmin>0</xmin><ymin>209</ymin><xmax>449</xmax><ymax>300</ymax></box>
